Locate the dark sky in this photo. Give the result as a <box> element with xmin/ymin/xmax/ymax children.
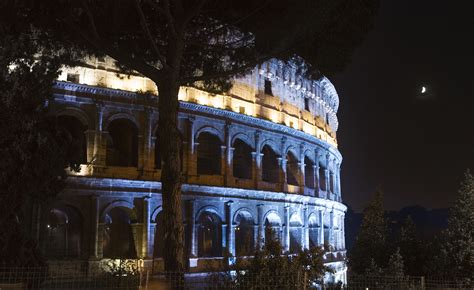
<box><xmin>333</xmin><ymin>0</ymin><xmax>474</xmax><ymax>211</ymax></box>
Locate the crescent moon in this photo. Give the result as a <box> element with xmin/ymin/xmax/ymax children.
<box><xmin>421</xmin><ymin>86</ymin><xmax>426</xmax><ymax>94</ymax></box>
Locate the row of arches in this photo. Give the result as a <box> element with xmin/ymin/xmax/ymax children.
<box><xmin>55</xmin><ymin>112</ymin><xmax>339</xmax><ymax>196</ymax></box>
<box><xmin>42</xmin><ymin>204</ymin><xmax>340</xmax><ymax>259</ymax></box>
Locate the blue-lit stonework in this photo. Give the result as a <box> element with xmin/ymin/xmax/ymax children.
<box><xmin>34</xmin><ymin>58</ymin><xmax>347</xmax><ymax>282</ymax></box>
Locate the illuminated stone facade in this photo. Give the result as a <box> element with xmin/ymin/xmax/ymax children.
<box><xmin>34</xmin><ymin>57</ymin><xmax>347</xmax><ymax>282</ymax></box>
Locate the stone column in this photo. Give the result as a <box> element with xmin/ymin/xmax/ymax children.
<box><xmin>187</xmin><ymin>117</ymin><xmax>197</xmax><ymax>176</ymax></box>
<box><xmin>329</xmin><ymin>210</ymin><xmax>334</xmax><ymax>249</ymax></box>
<box><xmin>341</xmin><ymin>214</ymin><xmax>346</xmax><ymax>250</ymax></box>
<box><xmin>319</xmin><ymin>210</ymin><xmax>324</xmax><ymax>246</ymax></box>
<box><xmin>89</xmin><ymin>195</ymin><xmax>100</xmax><ymax>259</ymax></box>
<box><xmin>312</xmin><ymin>165</ymin><xmax>318</xmax><ymax>197</ymax></box>
<box><xmin>143</xmin><ymin>108</ymin><xmax>154</xmax><ymax>170</ymax></box>
<box><xmin>93</xmin><ymin>103</ymin><xmax>106</xmax><ymax>166</ymax></box>
<box><xmin>299</xmin><ymin>143</ymin><xmax>305</xmax><ymax>189</ymax></box>
<box><xmin>303</xmin><ymin>206</ymin><xmax>309</xmax><ymax>249</ymax></box>
<box><xmin>188</xmin><ymin>200</ymin><xmax>197</xmax><ymax>257</ymax></box>
<box><xmin>225</xmin><ymin>122</ymin><xmax>233</xmax><ymax>186</ymax></box>
<box><xmin>283</xmin><ymin>206</ymin><xmax>290</xmax><ymax>252</ymax></box>
<box><xmin>279</xmin><ymin>157</ymin><xmax>287</xmax><ymax>192</ymax></box>
<box><xmin>226</xmin><ymin>201</ymin><xmax>235</xmax><ymax>256</ymax></box>
<box><xmin>251</xmin><ymin>152</ymin><xmax>261</xmax><ymax>188</ymax></box>
<box><xmin>257</xmin><ymin>204</ymin><xmax>264</xmax><ymax>248</ymax></box>
<box><xmin>142</xmin><ymin>196</ymin><xmax>151</xmax><ymax>258</ymax></box>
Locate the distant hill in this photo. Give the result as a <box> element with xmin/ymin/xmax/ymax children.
<box><xmin>345</xmin><ymin>206</ymin><xmax>449</xmax><ymax>250</ymax></box>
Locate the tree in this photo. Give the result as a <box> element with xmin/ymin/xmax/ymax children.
<box><xmin>396</xmin><ymin>216</ymin><xmax>424</xmax><ymax>276</ymax></box>
<box><xmin>349</xmin><ymin>189</ymin><xmax>388</xmax><ymax>274</ymax></box>
<box><xmin>227</xmin><ymin>229</ymin><xmax>330</xmax><ymax>288</ymax></box>
<box><xmin>385</xmin><ymin>248</ymin><xmax>404</xmax><ymax>278</ymax></box>
<box><xmin>0</xmin><ymin>31</ymin><xmax>78</xmax><ymax>266</ymax></box>
<box><xmin>439</xmin><ymin>170</ymin><xmax>473</xmax><ymax>282</ymax></box>
<box><xmin>1</xmin><ymin>0</ymin><xmax>379</xmax><ymax>271</ymax></box>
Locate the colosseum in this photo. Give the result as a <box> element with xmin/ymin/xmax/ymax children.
<box><xmin>32</xmin><ymin>56</ymin><xmax>347</xmax><ymax>283</ymax></box>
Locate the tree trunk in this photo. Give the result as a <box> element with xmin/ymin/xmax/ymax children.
<box><xmin>157</xmin><ymin>78</ymin><xmax>185</xmax><ymax>272</ymax></box>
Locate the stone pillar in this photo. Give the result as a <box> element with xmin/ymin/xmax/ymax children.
<box><xmin>299</xmin><ymin>143</ymin><xmax>305</xmax><ymax>189</ymax></box>
<box><xmin>283</xmin><ymin>206</ymin><xmax>290</xmax><ymax>252</ymax></box>
<box><xmin>303</xmin><ymin>206</ymin><xmax>309</xmax><ymax>249</ymax></box>
<box><xmin>225</xmin><ymin>122</ymin><xmax>233</xmax><ymax>186</ymax></box>
<box><xmin>257</xmin><ymin>204</ymin><xmax>264</xmax><ymax>248</ymax></box>
<box><xmin>137</xmin><ymin>134</ymin><xmax>144</xmax><ymax>169</ymax></box>
<box><xmin>89</xmin><ymin>195</ymin><xmax>100</xmax><ymax>259</ymax></box>
<box><xmin>188</xmin><ymin>200</ymin><xmax>197</xmax><ymax>257</ymax></box>
<box><xmin>142</xmin><ymin>196</ymin><xmax>151</xmax><ymax>258</ymax></box>
<box><xmin>319</xmin><ymin>210</ymin><xmax>324</xmax><ymax>246</ymax></box>
<box><xmin>279</xmin><ymin>157</ymin><xmax>287</xmax><ymax>192</ymax></box>
<box><xmin>329</xmin><ymin>210</ymin><xmax>334</xmax><ymax>249</ymax></box>
<box><xmin>143</xmin><ymin>108</ymin><xmax>154</xmax><ymax>170</ymax></box>
<box><xmin>226</xmin><ymin>201</ymin><xmax>235</xmax><ymax>256</ymax></box>
<box><xmin>312</xmin><ymin>165</ymin><xmax>318</xmax><ymax>197</ymax></box>
<box><xmin>341</xmin><ymin>214</ymin><xmax>346</xmax><ymax>250</ymax></box>
<box><xmin>93</xmin><ymin>103</ymin><xmax>106</xmax><ymax>166</ymax></box>
<box><xmin>187</xmin><ymin>117</ymin><xmax>197</xmax><ymax>176</ymax></box>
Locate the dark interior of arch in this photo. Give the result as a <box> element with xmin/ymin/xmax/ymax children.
<box><xmin>261</xmin><ymin>145</ymin><xmax>279</xmax><ymax>183</ymax></box>
<box><xmin>286</xmin><ymin>151</ymin><xmax>299</xmax><ymax>186</ymax></box>
<box><xmin>289</xmin><ymin>218</ymin><xmax>302</xmax><ymax>253</ymax></box>
<box><xmin>232</xmin><ymin>139</ymin><xmax>253</xmax><ymax>179</ymax></box>
<box><xmin>44</xmin><ymin>206</ymin><xmax>82</xmax><ymax>258</ymax></box>
<box><xmin>197</xmin><ymin>132</ymin><xmax>221</xmax><ymax>175</ymax></box>
<box><xmin>308</xmin><ymin>216</ymin><xmax>319</xmax><ymax>248</ymax></box>
<box><xmin>304</xmin><ymin>156</ymin><xmax>315</xmax><ymax>189</ymax></box>
<box><xmin>103</xmin><ymin>207</ymin><xmax>137</xmax><ymax>258</ymax></box>
<box><xmin>106</xmin><ymin>119</ymin><xmax>138</xmax><ymax>167</ymax></box>
<box><xmin>235</xmin><ymin>212</ymin><xmax>254</xmax><ymax>256</ymax></box>
<box><xmin>57</xmin><ymin>115</ymin><xmax>87</xmax><ymax>164</ymax></box>
<box><xmin>197</xmin><ymin>212</ymin><xmax>222</xmax><ymax>257</ymax></box>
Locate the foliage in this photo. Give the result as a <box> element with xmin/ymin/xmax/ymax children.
<box><xmin>385</xmin><ymin>248</ymin><xmax>404</xmax><ymax>278</ymax></box>
<box><xmin>216</xmin><ymin>229</ymin><xmax>331</xmax><ymax>288</ymax></box>
<box><xmin>438</xmin><ymin>170</ymin><xmax>474</xmax><ymax>282</ymax></box>
<box><xmin>395</xmin><ymin>216</ymin><xmax>425</xmax><ymax>276</ymax></box>
<box><xmin>0</xmin><ymin>30</ymin><xmax>78</xmax><ymax>266</ymax></box>
<box><xmin>348</xmin><ymin>189</ymin><xmax>388</xmax><ymax>274</ymax></box>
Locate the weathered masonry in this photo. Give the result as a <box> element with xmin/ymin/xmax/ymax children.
<box><xmin>32</xmin><ymin>57</ymin><xmax>347</xmax><ymax>283</ymax></box>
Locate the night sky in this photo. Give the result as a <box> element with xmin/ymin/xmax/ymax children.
<box><xmin>333</xmin><ymin>0</ymin><xmax>474</xmax><ymax>211</ymax></box>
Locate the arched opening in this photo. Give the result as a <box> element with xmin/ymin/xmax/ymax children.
<box><xmin>319</xmin><ymin>164</ymin><xmax>327</xmax><ymax>191</ymax></box>
<box><xmin>197</xmin><ymin>212</ymin><xmax>222</xmax><ymax>257</ymax></box>
<box><xmin>261</xmin><ymin>145</ymin><xmax>279</xmax><ymax>183</ymax></box>
<box><xmin>304</xmin><ymin>156</ymin><xmax>315</xmax><ymax>189</ymax></box>
<box><xmin>153</xmin><ymin>211</ymin><xmax>164</xmax><ymax>258</ymax></box>
<box><xmin>103</xmin><ymin>207</ymin><xmax>137</xmax><ymax>258</ymax></box>
<box><xmin>232</xmin><ymin>139</ymin><xmax>253</xmax><ymax>179</ymax></box>
<box><xmin>197</xmin><ymin>132</ymin><xmax>221</xmax><ymax>175</ymax></box>
<box><xmin>289</xmin><ymin>213</ymin><xmax>302</xmax><ymax>253</ymax></box>
<box><xmin>57</xmin><ymin>115</ymin><xmax>87</xmax><ymax>164</ymax></box>
<box><xmin>308</xmin><ymin>214</ymin><xmax>320</xmax><ymax>248</ymax></box>
<box><xmin>44</xmin><ymin>206</ymin><xmax>82</xmax><ymax>258</ymax></box>
<box><xmin>264</xmin><ymin>212</ymin><xmax>281</xmax><ymax>246</ymax></box>
<box><xmin>286</xmin><ymin>151</ymin><xmax>299</xmax><ymax>186</ymax></box>
<box><xmin>106</xmin><ymin>119</ymin><xmax>138</xmax><ymax>167</ymax></box>
<box><xmin>235</xmin><ymin>211</ymin><xmax>255</xmax><ymax>256</ymax></box>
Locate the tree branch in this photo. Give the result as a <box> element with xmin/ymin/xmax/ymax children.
<box><xmin>80</xmin><ymin>0</ymin><xmax>101</xmax><ymax>40</ymax></box>
<box><xmin>144</xmin><ymin>0</ymin><xmax>179</xmax><ymax>39</ymax></box>
<box><xmin>134</xmin><ymin>0</ymin><xmax>168</xmax><ymax>69</ymax></box>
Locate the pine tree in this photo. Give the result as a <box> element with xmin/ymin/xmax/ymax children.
<box><xmin>440</xmin><ymin>170</ymin><xmax>474</xmax><ymax>282</ymax></box>
<box><xmin>386</xmin><ymin>248</ymin><xmax>404</xmax><ymax>278</ymax></box>
<box><xmin>397</xmin><ymin>216</ymin><xmax>423</xmax><ymax>276</ymax></box>
<box><xmin>348</xmin><ymin>189</ymin><xmax>388</xmax><ymax>274</ymax></box>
